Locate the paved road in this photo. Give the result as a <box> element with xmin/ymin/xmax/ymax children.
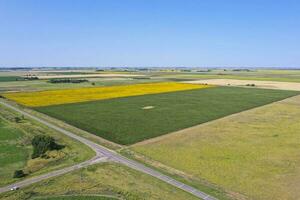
<box><xmin>0</xmin><ymin>100</ymin><xmax>217</xmax><ymax>200</ymax></box>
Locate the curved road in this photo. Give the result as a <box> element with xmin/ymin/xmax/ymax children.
<box><xmin>0</xmin><ymin>100</ymin><xmax>217</xmax><ymax>200</ymax></box>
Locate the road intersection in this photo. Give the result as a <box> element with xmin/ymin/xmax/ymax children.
<box><xmin>0</xmin><ymin>100</ymin><xmax>217</xmax><ymax>200</ymax></box>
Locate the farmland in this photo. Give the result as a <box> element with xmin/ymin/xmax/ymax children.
<box><xmin>0</xmin><ymin>77</ymin><xmax>164</xmax><ymax>93</ymax></box>
<box><xmin>154</xmin><ymin>69</ymin><xmax>300</xmax><ymax>83</ymax></box>
<box><xmin>132</xmin><ymin>95</ymin><xmax>300</xmax><ymax>200</ymax></box>
<box><xmin>3</xmin><ymin>82</ymin><xmax>209</xmax><ymax>107</ymax></box>
<box><xmin>0</xmin><ymin>163</ymin><xmax>199</xmax><ymax>200</ymax></box>
<box><xmin>0</xmin><ymin>104</ymin><xmax>94</xmax><ymax>186</ymax></box>
<box><xmin>36</xmin><ymin>86</ymin><xmax>298</xmax><ymax>144</ymax></box>
<box><xmin>185</xmin><ymin>79</ymin><xmax>300</xmax><ymax>91</ymax></box>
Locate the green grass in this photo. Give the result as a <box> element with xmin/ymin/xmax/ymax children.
<box><xmin>34</xmin><ymin>196</ymin><xmax>116</xmax><ymax>200</ymax></box>
<box><xmin>0</xmin><ymin>104</ymin><xmax>94</xmax><ymax>186</ymax></box>
<box><xmin>0</xmin><ymin>120</ymin><xmax>30</xmax><ymax>184</ymax></box>
<box><xmin>0</xmin><ymin>163</ymin><xmax>199</xmax><ymax>200</ymax></box>
<box><xmin>132</xmin><ymin>95</ymin><xmax>300</xmax><ymax>200</ymax></box>
<box><xmin>36</xmin><ymin>87</ymin><xmax>298</xmax><ymax>145</ymax></box>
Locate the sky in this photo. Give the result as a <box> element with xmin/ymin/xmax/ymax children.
<box><xmin>0</xmin><ymin>0</ymin><xmax>299</xmax><ymax>68</ymax></box>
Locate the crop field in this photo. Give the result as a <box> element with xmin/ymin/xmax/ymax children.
<box><xmin>0</xmin><ymin>104</ymin><xmax>94</xmax><ymax>186</ymax></box>
<box><xmin>35</xmin><ymin>86</ymin><xmax>298</xmax><ymax>144</ymax></box>
<box><xmin>3</xmin><ymin>82</ymin><xmax>209</xmax><ymax>107</ymax></box>
<box><xmin>132</xmin><ymin>95</ymin><xmax>300</xmax><ymax>200</ymax></box>
<box><xmin>0</xmin><ymin>163</ymin><xmax>199</xmax><ymax>200</ymax></box>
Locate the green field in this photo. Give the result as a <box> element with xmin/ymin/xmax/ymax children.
<box><xmin>36</xmin><ymin>87</ymin><xmax>298</xmax><ymax>144</ymax></box>
<box><xmin>0</xmin><ymin>104</ymin><xmax>94</xmax><ymax>186</ymax></box>
<box><xmin>132</xmin><ymin>95</ymin><xmax>300</xmax><ymax>200</ymax></box>
<box><xmin>0</xmin><ymin>76</ymin><xmax>24</xmax><ymax>82</ymax></box>
<box><xmin>0</xmin><ymin>163</ymin><xmax>199</xmax><ymax>200</ymax></box>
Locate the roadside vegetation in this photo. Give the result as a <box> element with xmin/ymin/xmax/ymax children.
<box><xmin>34</xmin><ymin>196</ymin><xmax>117</xmax><ymax>200</ymax></box>
<box><xmin>132</xmin><ymin>95</ymin><xmax>300</xmax><ymax>200</ymax></box>
<box><xmin>0</xmin><ymin>104</ymin><xmax>94</xmax><ymax>186</ymax></box>
<box><xmin>0</xmin><ymin>163</ymin><xmax>199</xmax><ymax>200</ymax></box>
<box><xmin>36</xmin><ymin>86</ymin><xmax>298</xmax><ymax>144</ymax></box>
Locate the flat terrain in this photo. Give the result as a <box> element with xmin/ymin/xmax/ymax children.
<box><xmin>156</xmin><ymin>69</ymin><xmax>300</xmax><ymax>83</ymax></box>
<box><xmin>0</xmin><ymin>104</ymin><xmax>94</xmax><ymax>186</ymax></box>
<box><xmin>0</xmin><ymin>163</ymin><xmax>199</xmax><ymax>200</ymax></box>
<box><xmin>0</xmin><ymin>77</ymin><xmax>164</xmax><ymax>93</ymax></box>
<box><xmin>185</xmin><ymin>79</ymin><xmax>300</xmax><ymax>91</ymax></box>
<box><xmin>3</xmin><ymin>82</ymin><xmax>207</xmax><ymax>107</ymax></box>
<box><xmin>36</xmin><ymin>87</ymin><xmax>298</xmax><ymax>144</ymax></box>
<box><xmin>132</xmin><ymin>95</ymin><xmax>300</xmax><ymax>200</ymax></box>
<box><xmin>36</xmin><ymin>73</ymin><xmax>143</xmax><ymax>79</ymax></box>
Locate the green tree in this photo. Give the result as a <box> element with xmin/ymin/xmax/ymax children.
<box><xmin>31</xmin><ymin>135</ymin><xmax>61</xmax><ymax>158</ymax></box>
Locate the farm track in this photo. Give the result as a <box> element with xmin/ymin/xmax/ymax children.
<box><xmin>0</xmin><ymin>100</ymin><xmax>217</xmax><ymax>200</ymax></box>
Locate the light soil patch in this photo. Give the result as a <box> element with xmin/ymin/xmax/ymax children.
<box><xmin>185</xmin><ymin>79</ymin><xmax>300</xmax><ymax>91</ymax></box>
<box><xmin>142</xmin><ymin>106</ymin><xmax>155</xmax><ymax>110</ymax></box>
<box><xmin>132</xmin><ymin>95</ymin><xmax>300</xmax><ymax>200</ymax></box>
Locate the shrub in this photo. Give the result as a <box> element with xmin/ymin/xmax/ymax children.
<box><xmin>13</xmin><ymin>170</ymin><xmax>26</xmax><ymax>178</ymax></box>
<box><xmin>14</xmin><ymin>117</ymin><xmax>22</xmax><ymax>123</ymax></box>
<box><xmin>31</xmin><ymin>135</ymin><xmax>62</xmax><ymax>158</ymax></box>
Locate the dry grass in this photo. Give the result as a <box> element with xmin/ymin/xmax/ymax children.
<box><xmin>132</xmin><ymin>95</ymin><xmax>300</xmax><ymax>200</ymax></box>
<box><xmin>3</xmin><ymin>82</ymin><xmax>211</xmax><ymax>107</ymax></box>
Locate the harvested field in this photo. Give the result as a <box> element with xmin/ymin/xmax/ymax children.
<box><xmin>185</xmin><ymin>79</ymin><xmax>300</xmax><ymax>91</ymax></box>
<box><xmin>3</xmin><ymin>82</ymin><xmax>209</xmax><ymax>107</ymax></box>
<box><xmin>132</xmin><ymin>95</ymin><xmax>300</xmax><ymax>200</ymax></box>
<box><xmin>36</xmin><ymin>87</ymin><xmax>298</xmax><ymax>144</ymax></box>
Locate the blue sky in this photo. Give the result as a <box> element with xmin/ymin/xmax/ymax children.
<box><xmin>0</xmin><ymin>0</ymin><xmax>299</xmax><ymax>68</ymax></box>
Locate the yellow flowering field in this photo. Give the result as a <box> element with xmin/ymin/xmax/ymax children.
<box><xmin>3</xmin><ymin>82</ymin><xmax>212</xmax><ymax>107</ymax></box>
